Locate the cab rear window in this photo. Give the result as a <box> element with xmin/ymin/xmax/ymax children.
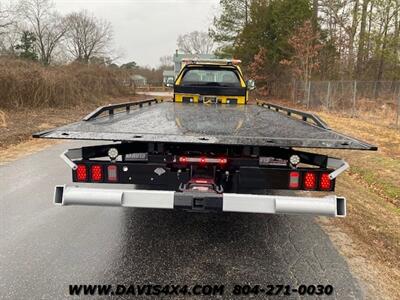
<box><xmin>181</xmin><ymin>68</ymin><xmax>241</xmax><ymax>87</ymax></box>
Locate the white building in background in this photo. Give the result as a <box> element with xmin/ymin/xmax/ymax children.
<box><xmin>131</xmin><ymin>74</ymin><xmax>147</xmax><ymax>87</ymax></box>
<box><xmin>162</xmin><ymin>70</ymin><xmax>175</xmax><ymax>85</ymax></box>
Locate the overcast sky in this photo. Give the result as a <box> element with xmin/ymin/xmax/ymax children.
<box><xmin>54</xmin><ymin>0</ymin><xmax>220</xmax><ymax>67</ymax></box>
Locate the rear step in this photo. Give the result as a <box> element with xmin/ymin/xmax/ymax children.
<box><xmin>54</xmin><ymin>185</ymin><xmax>346</xmax><ymax>217</ymax></box>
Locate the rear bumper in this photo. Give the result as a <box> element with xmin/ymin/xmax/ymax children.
<box><xmin>54</xmin><ymin>185</ymin><xmax>346</xmax><ymax>217</ymax></box>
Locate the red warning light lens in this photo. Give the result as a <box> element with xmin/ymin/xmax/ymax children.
<box><xmin>179</xmin><ymin>156</ymin><xmax>187</xmax><ymax>164</ymax></box>
<box><xmin>319</xmin><ymin>173</ymin><xmax>332</xmax><ymax>190</ymax></box>
<box><xmin>91</xmin><ymin>165</ymin><xmax>103</xmax><ymax>182</ymax></box>
<box><xmin>219</xmin><ymin>158</ymin><xmax>227</xmax><ymax>165</ymax></box>
<box><xmin>199</xmin><ymin>157</ymin><xmax>207</xmax><ymax>165</ymax></box>
<box><xmin>289</xmin><ymin>171</ymin><xmax>300</xmax><ymax>189</ymax></box>
<box><xmin>76</xmin><ymin>164</ymin><xmax>87</xmax><ymax>181</ymax></box>
<box><xmin>304</xmin><ymin>172</ymin><xmax>317</xmax><ymax>190</ymax></box>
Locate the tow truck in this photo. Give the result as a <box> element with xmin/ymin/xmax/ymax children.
<box><xmin>34</xmin><ymin>59</ymin><xmax>377</xmax><ymax>217</ymax></box>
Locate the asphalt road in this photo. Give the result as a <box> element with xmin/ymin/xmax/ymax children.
<box><xmin>0</xmin><ymin>141</ymin><xmax>363</xmax><ymax>299</ymax></box>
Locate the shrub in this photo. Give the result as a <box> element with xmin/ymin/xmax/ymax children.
<box><xmin>0</xmin><ymin>58</ymin><xmax>132</xmax><ymax>109</ymax></box>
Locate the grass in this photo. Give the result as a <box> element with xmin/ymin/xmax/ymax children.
<box><xmin>271</xmin><ymin>103</ymin><xmax>400</xmax><ymax>299</ymax></box>
<box><xmin>351</xmin><ymin>164</ymin><xmax>400</xmax><ymax>205</ymax></box>
<box><xmin>254</xmin><ymin>97</ymin><xmax>400</xmax><ymax>298</ymax></box>
<box><xmin>0</xmin><ymin>95</ymin><xmax>144</xmax><ymax>151</ymax></box>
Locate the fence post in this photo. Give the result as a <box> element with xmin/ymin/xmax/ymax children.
<box><xmin>352</xmin><ymin>80</ymin><xmax>357</xmax><ymax>117</ymax></box>
<box><xmin>307</xmin><ymin>81</ymin><xmax>311</xmax><ymax>108</ymax></box>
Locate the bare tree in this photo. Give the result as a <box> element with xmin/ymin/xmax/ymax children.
<box><xmin>65</xmin><ymin>10</ymin><xmax>112</xmax><ymax>63</ymax></box>
<box><xmin>159</xmin><ymin>55</ymin><xmax>173</xmax><ymax>68</ymax></box>
<box><xmin>280</xmin><ymin>20</ymin><xmax>322</xmax><ymax>88</ymax></box>
<box><xmin>0</xmin><ymin>2</ymin><xmax>12</xmax><ymax>34</ymax></box>
<box><xmin>0</xmin><ymin>3</ymin><xmax>11</xmax><ymax>50</ymax></box>
<box><xmin>356</xmin><ymin>0</ymin><xmax>370</xmax><ymax>74</ymax></box>
<box><xmin>177</xmin><ymin>31</ymin><xmax>214</xmax><ymax>54</ymax></box>
<box><xmin>0</xmin><ymin>1</ymin><xmax>24</xmax><ymax>53</ymax></box>
<box><xmin>21</xmin><ymin>0</ymin><xmax>68</xmax><ymax>65</ymax></box>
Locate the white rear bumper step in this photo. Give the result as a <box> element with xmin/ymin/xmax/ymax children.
<box><xmin>54</xmin><ymin>185</ymin><xmax>346</xmax><ymax>217</ymax></box>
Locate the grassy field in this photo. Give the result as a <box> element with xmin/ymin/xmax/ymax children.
<box><xmin>254</xmin><ymin>97</ymin><xmax>400</xmax><ymax>298</ymax></box>
<box><xmin>307</xmin><ymin>111</ymin><xmax>399</xmax><ymax>299</ymax></box>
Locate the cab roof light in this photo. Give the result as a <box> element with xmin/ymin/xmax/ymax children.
<box><xmin>181</xmin><ymin>58</ymin><xmax>242</xmax><ymax>65</ymax></box>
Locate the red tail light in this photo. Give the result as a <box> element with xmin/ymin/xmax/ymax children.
<box><xmin>289</xmin><ymin>171</ymin><xmax>300</xmax><ymax>189</ymax></box>
<box><xmin>107</xmin><ymin>165</ymin><xmax>118</xmax><ymax>182</ymax></box>
<box><xmin>76</xmin><ymin>164</ymin><xmax>87</xmax><ymax>181</ymax></box>
<box><xmin>193</xmin><ymin>179</ymin><xmax>210</xmax><ymax>184</ymax></box>
<box><xmin>91</xmin><ymin>165</ymin><xmax>103</xmax><ymax>182</ymax></box>
<box><xmin>304</xmin><ymin>172</ymin><xmax>316</xmax><ymax>190</ymax></box>
<box><xmin>179</xmin><ymin>156</ymin><xmax>187</xmax><ymax>164</ymax></box>
<box><xmin>178</xmin><ymin>156</ymin><xmax>228</xmax><ymax>166</ymax></box>
<box><xmin>219</xmin><ymin>158</ymin><xmax>228</xmax><ymax>165</ymax></box>
<box><xmin>319</xmin><ymin>173</ymin><xmax>332</xmax><ymax>190</ymax></box>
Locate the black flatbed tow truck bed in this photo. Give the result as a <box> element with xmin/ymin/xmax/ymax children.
<box><xmin>34</xmin><ymin>99</ymin><xmax>377</xmax><ymax>218</ymax></box>
<box><xmin>34</xmin><ymin>99</ymin><xmax>376</xmax><ymax>150</ymax></box>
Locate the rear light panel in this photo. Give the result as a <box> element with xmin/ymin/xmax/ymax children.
<box><xmin>72</xmin><ymin>161</ymin><xmax>334</xmax><ymax>191</ymax></box>
<box><xmin>73</xmin><ymin>163</ymin><xmax>105</xmax><ymax>183</ymax></box>
<box><xmin>288</xmin><ymin>170</ymin><xmax>334</xmax><ymax>191</ymax></box>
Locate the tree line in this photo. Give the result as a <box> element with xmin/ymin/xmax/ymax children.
<box><xmin>0</xmin><ymin>0</ymin><xmax>113</xmax><ymax>65</ymax></box>
<box><xmin>210</xmin><ymin>0</ymin><xmax>400</xmax><ymax>84</ymax></box>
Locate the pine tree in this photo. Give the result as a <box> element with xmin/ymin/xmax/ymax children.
<box><xmin>15</xmin><ymin>31</ymin><xmax>38</xmax><ymax>61</ymax></box>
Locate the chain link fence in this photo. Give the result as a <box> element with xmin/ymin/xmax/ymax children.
<box><xmin>267</xmin><ymin>80</ymin><xmax>400</xmax><ymax>129</ymax></box>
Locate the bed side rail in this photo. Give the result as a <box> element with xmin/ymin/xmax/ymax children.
<box><xmin>257</xmin><ymin>101</ymin><xmax>330</xmax><ymax>130</ymax></box>
<box><xmin>83</xmin><ymin>98</ymin><xmax>162</xmax><ymax>121</ymax></box>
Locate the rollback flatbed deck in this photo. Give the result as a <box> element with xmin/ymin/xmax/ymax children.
<box><xmin>34</xmin><ymin>99</ymin><xmax>375</xmax><ymax>150</ymax></box>
<box><xmin>34</xmin><ymin>98</ymin><xmax>376</xmax><ymax>218</ymax></box>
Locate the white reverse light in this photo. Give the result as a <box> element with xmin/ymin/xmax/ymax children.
<box><xmin>108</xmin><ymin>148</ymin><xmax>119</xmax><ymax>160</ymax></box>
<box><xmin>289</xmin><ymin>155</ymin><xmax>300</xmax><ymax>166</ymax></box>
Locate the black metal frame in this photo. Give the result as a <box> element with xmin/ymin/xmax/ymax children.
<box><xmin>72</xmin><ymin>160</ymin><xmax>335</xmax><ymax>193</ymax></box>
<box><xmin>257</xmin><ymin>101</ymin><xmax>330</xmax><ymax>129</ymax></box>
<box><xmin>79</xmin><ymin>142</ymin><xmax>330</xmax><ymax>168</ymax></box>
<box><xmin>71</xmin><ymin>142</ymin><xmax>336</xmax><ymax>193</ymax></box>
<box><xmin>83</xmin><ymin>98</ymin><xmax>160</xmax><ymax>121</ymax></box>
